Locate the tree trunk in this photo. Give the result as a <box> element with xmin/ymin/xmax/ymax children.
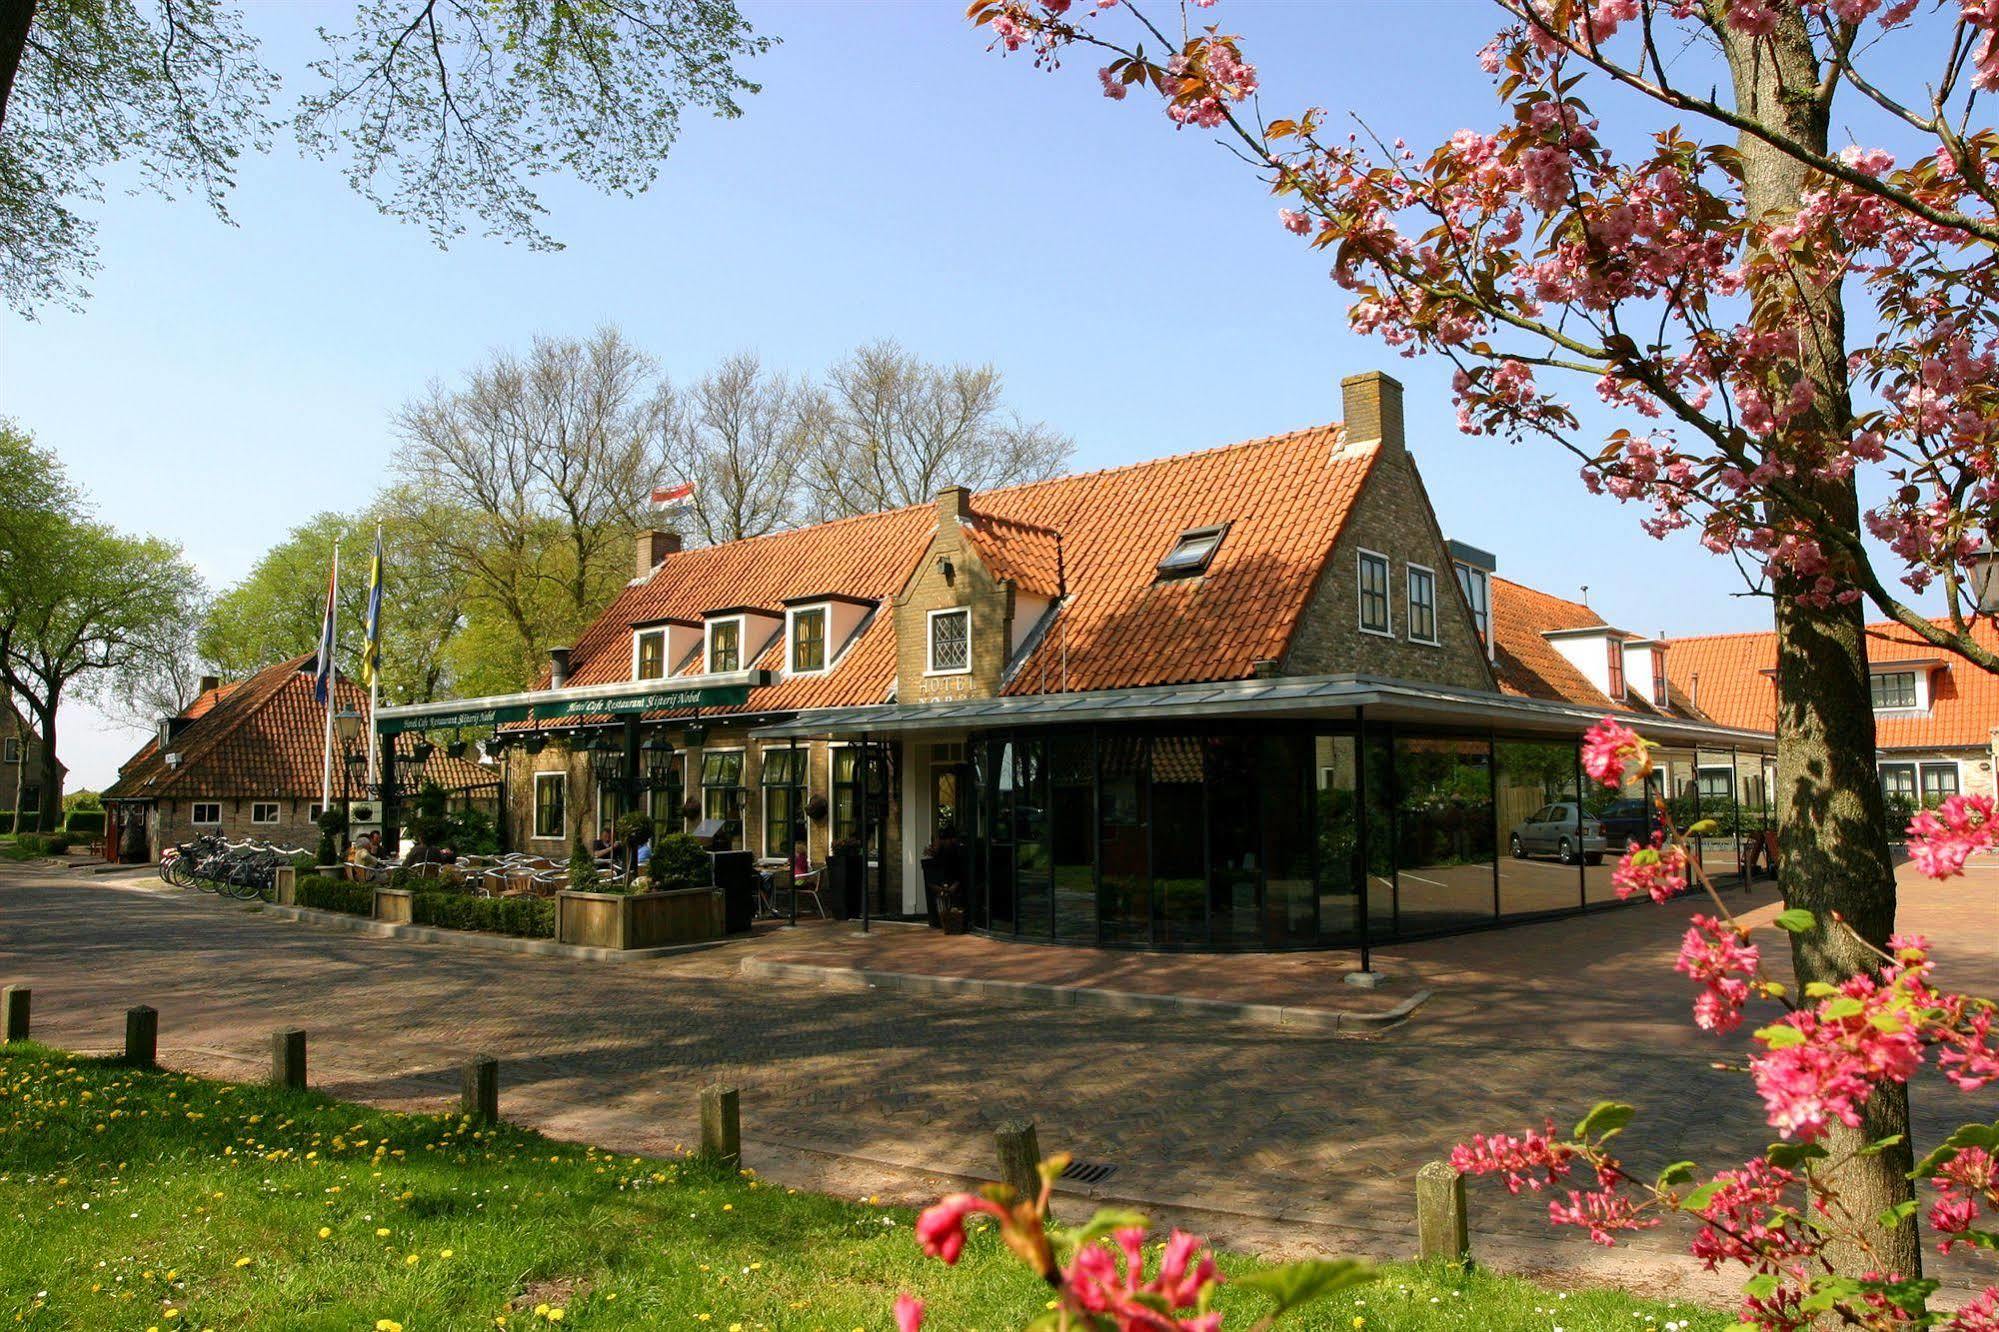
<box><xmin>27</xmin><ymin>694</ymin><xmax>60</xmax><ymax>833</ymax></box>
<box><xmin>0</xmin><ymin>0</ymin><xmax>36</xmax><ymax>132</ymax></box>
<box><xmin>1727</xmin><ymin>13</ymin><xmax>1920</xmax><ymax>1283</ymax></box>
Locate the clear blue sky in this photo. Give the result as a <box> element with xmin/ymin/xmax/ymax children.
<box><xmin>0</xmin><ymin>2</ymin><xmax>1930</xmax><ymax>789</ymax></box>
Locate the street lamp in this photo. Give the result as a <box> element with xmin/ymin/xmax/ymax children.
<box><xmin>1969</xmin><ymin>540</ymin><xmax>1999</xmax><ymax>616</ymax></box>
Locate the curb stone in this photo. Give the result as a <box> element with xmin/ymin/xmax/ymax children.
<box><xmin>739</xmin><ymin>957</ymin><xmax>1429</xmax><ymax>1033</ymax></box>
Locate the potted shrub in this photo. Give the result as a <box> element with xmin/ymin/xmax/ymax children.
<box><xmin>445</xmin><ymin>738</ymin><xmax>468</xmax><ymax>759</ymax></box>
<box><xmin>615</xmin><ymin>810</ymin><xmax>655</xmax><ymax>879</ymax></box>
<box><xmin>804</xmin><ymin>793</ymin><xmax>829</xmax><ymax>823</ymax></box>
<box><xmin>409</xmin><ymin>737</ymin><xmax>436</xmax><ymax>765</ymax></box>
<box><xmin>680</xmin><ymin>796</ymin><xmax>702</xmax><ymax>822</ymax></box>
<box><xmin>523</xmin><ymin>733</ymin><xmax>547</xmax><ymax>755</ymax></box>
<box><xmin>314</xmin><ymin>805</ymin><xmax>348</xmax><ymax>867</ymax></box>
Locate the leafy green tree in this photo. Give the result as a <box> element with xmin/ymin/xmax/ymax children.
<box><xmin>200</xmin><ymin>503</ymin><xmax>468</xmax><ymax>706</ymax></box>
<box><xmin>0</xmin><ymin>425</ymin><xmax>204</xmax><ymax>828</ymax></box>
<box><xmin>0</xmin><ymin>1</ymin><xmax>773</xmax><ymax>312</ymax></box>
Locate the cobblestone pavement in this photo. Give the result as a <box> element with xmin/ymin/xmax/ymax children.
<box><xmin>2</xmin><ymin>862</ymin><xmax>1993</xmax><ymax>1299</ymax></box>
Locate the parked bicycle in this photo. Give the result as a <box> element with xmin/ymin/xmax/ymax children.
<box><xmin>158</xmin><ymin>835</ymin><xmax>306</xmax><ymax>901</ymax></box>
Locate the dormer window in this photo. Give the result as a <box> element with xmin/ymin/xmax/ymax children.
<box><xmin>1606</xmin><ymin>641</ymin><xmax>1626</xmax><ymax>699</ymax></box>
<box><xmin>1651</xmin><ymin>650</ymin><xmax>1668</xmax><ymax>707</ymax></box>
<box><xmin>633</xmin><ymin>629</ymin><xmax>667</xmax><ymax>681</ymax></box>
<box><xmin>707</xmin><ymin>618</ymin><xmax>742</xmax><ymax>673</ymax></box>
<box><xmin>788</xmin><ymin>605</ymin><xmax>828</xmax><ymax>674</ymax></box>
<box><xmin>1870</xmin><ymin>670</ymin><xmax>1919</xmax><ymax>710</ymax></box>
<box><xmin>1157</xmin><ymin>525</ymin><xmax>1226</xmax><ymax>578</ymax></box>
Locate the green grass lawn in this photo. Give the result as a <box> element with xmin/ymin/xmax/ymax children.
<box><xmin>0</xmin><ymin>1046</ymin><xmax>1727</xmax><ymax>1331</ymax></box>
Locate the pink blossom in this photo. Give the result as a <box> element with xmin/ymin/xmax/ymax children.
<box><xmin>894</xmin><ymin>1294</ymin><xmax>925</xmax><ymax>1332</ymax></box>
<box><xmin>1098</xmin><ymin>65</ymin><xmax>1128</xmax><ymax>100</ymax></box>
<box><xmin>1676</xmin><ymin>914</ymin><xmax>1761</xmax><ymax>1034</ymax></box>
<box><xmin>1612</xmin><ymin>832</ymin><xmax>1689</xmax><ymax>903</ymax></box>
<box><xmin>1939</xmin><ymin>1008</ymin><xmax>1999</xmax><ymax>1091</ymax></box>
<box><xmin>915</xmin><ymin>1193</ymin><xmax>1005</xmax><ymax>1264</ymax></box>
<box><xmin>1451</xmin><ymin>1121</ymin><xmax>1578</xmax><ymax>1193</ymax></box>
<box><xmin>1278</xmin><ymin>207</ymin><xmax>1309</xmax><ymax>234</ymax></box>
<box><xmin>1066</xmin><ymin>1227</ymin><xmax>1222</xmax><ymax>1331</ymax></box>
<box><xmin>1906</xmin><ymin>794</ymin><xmax>1997</xmax><ymax>879</ymax></box>
<box><xmin>1580</xmin><ymin>717</ymin><xmax>1649</xmax><ymax>787</ymax></box>
<box><xmin>1947</xmin><ymin>1287</ymin><xmax>1999</xmax><ymax>1332</ymax></box>
<box><xmin>1751</xmin><ymin>980</ymin><xmax>1925</xmax><ymax>1141</ymax></box>
<box><xmin>1547</xmin><ymin>1184</ymin><xmax>1658</xmax><ymax>1246</ymax></box>
<box><xmin>1689</xmin><ymin>1159</ymin><xmax>1809</xmax><ymax>1271</ymax></box>
<box><xmin>1930</xmin><ymin>1146</ymin><xmax>1996</xmax><ymax>1254</ymax></box>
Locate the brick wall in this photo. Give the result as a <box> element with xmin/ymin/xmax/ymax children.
<box><xmin>1284</xmin><ymin>445</ymin><xmax>1496</xmax><ymax>691</ymax></box>
<box><xmin>893</xmin><ymin>490</ymin><xmax>1016</xmax><ymax>705</ymax></box>
<box><xmin>148</xmin><ymin>797</ymin><xmax>323</xmax><ymax>855</ymax></box>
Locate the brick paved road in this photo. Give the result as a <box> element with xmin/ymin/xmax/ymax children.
<box><xmin>3</xmin><ymin>863</ymin><xmax>1993</xmax><ymax>1298</ymax></box>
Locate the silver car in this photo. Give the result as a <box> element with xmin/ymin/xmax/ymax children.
<box><xmin>1509</xmin><ymin>801</ymin><xmax>1607</xmax><ymax>865</ymax></box>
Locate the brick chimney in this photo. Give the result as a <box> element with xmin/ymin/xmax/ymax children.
<box><xmin>636</xmin><ymin>529</ymin><xmax>682</xmax><ymax>578</ymax></box>
<box><xmin>934</xmin><ymin>485</ymin><xmax>972</xmax><ymax>526</ymax></box>
<box><xmin>548</xmin><ymin>647</ymin><xmax>572</xmax><ymax>689</ymax></box>
<box><xmin>1340</xmin><ymin>371</ymin><xmax>1405</xmax><ymax>454</ymax></box>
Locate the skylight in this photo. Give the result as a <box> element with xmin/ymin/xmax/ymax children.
<box><xmin>1157</xmin><ymin>525</ymin><xmax>1226</xmax><ymax>578</ymax></box>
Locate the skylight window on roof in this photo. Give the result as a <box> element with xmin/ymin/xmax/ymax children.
<box><xmin>1157</xmin><ymin>525</ymin><xmax>1226</xmax><ymax>578</ymax></box>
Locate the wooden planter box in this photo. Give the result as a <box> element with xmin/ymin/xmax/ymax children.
<box><xmin>556</xmin><ymin>887</ymin><xmax>723</xmax><ymax>950</ymax></box>
<box><xmin>374</xmin><ymin>887</ymin><xmax>414</xmax><ymax>925</ymax></box>
<box><xmin>274</xmin><ymin>867</ymin><xmax>297</xmax><ymax>906</ymax></box>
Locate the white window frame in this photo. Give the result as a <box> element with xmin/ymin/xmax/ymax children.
<box><xmin>191</xmin><ymin>802</ymin><xmax>222</xmax><ymax>826</ymax></box>
<box><xmin>531</xmin><ymin>772</ymin><xmax>567</xmax><ymax>842</ymax></box>
<box><xmin>307</xmin><ymin>803</ymin><xmax>326</xmax><ymax>823</ymax></box>
<box><xmin>1405</xmin><ymin>562</ymin><xmax>1439</xmax><ymax>646</ymax></box>
<box><xmin>631</xmin><ymin>627</ymin><xmax>668</xmax><ymax>681</ymax></box>
<box><xmin>1356</xmin><ymin>549</ymin><xmax>1393</xmax><ymax>638</ymax></box>
<box><xmin>1869</xmin><ymin>668</ymin><xmax>1925</xmax><ymax>714</ymax></box>
<box><xmin>1920</xmin><ymin>761</ymin><xmax>1962</xmax><ymax>801</ymax></box>
<box><xmin>699</xmin><ymin>746</ymin><xmax>746</xmax><ymax>826</ymax></box>
<box><xmin>1453</xmin><ymin>561</ymin><xmax>1491</xmax><ymax>651</ymax></box>
<box><xmin>926</xmin><ymin>607</ymin><xmax>973</xmax><ymax>676</ymax></box>
<box><xmin>1</xmin><ymin>737</ymin><xmax>17</xmax><ymax>764</ymax></box>
<box><xmin>251</xmin><ymin>802</ymin><xmax>280</xmax><ymax>825</ymax></box>
<box><xmin>785</xmin><ymin>603</ymin><xmax>831</xmax><ymax>677</ymax></box>
<box><xmin>705</xmin><ymin>615</ymin><xmax>745</xmax><ymax>675</ymax></box>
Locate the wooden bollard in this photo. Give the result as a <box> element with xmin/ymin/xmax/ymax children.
<box><xmin>699</xmin><ymin>1084</ymin><xmax>740</xmax><ymax>1166</ymax></box>
<box><xmin>270</xmin><ymin>1028</ymin><xmax>307</xmax><ymax>1091</ymax></box>
<box><xmin>994</xmin><ymin>1119</ymin><xmax>1042</xmax><ymax>1205</ymax></box>
<box><xmin>273</xmin><ymin>865</ymin><xmax>297</xmax><ymax>906</ymax></box>
<box><xmin>461</xmin><ymin>1055</ymin><xmax>499</xmax><ymax>1124</ymax></box>
<box><xmin>1416</xmin><ymin>1160</ymin><xmax>1470</xmax><ymax>1264</ymax></box>
<box><xmin>125</xmin><ymin>1005</ymin><xmax>158</xmax><ymax>1067</ymax></box>
<box><xmin>1</xmin><ymin>986</ymin><xmax>27</xmax><ymax>1043</ymax></box>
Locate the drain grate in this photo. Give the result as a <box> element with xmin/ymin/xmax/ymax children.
<box><xmin>1060</xmin><ymin>1160</ymin><xmax>1118</xmax><ymax>1186</ymax></box>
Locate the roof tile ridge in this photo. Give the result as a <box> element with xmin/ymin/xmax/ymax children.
<box><xmin>155</xmin><ymin>657</ymin><xmax>315</xmax><ymax>791</ymax></box>
<box><xmin>972</xmin><ymin>421</ymin><xmax>1344</xmax><ymax>503</ymax></box>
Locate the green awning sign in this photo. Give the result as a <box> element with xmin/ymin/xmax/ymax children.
<box><xmin>376</xmin><ymin>684</ymin><xmax>752</xmax><ymax>737</ymax></box>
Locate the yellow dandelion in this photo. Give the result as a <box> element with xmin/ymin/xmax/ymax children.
<box><xmin>547</xmin><ymin>1313</ymin><xmax>564</xmax><ymax>1325</ymax></box>
<box><xmin>234</xmin><ymin>1256</ymin><xmax>253</xmax><ymax>1268</ymax></box>
<box><xmin>376</xmin><ymin>1227</ymin><xmax>391</xmax><ymax>1237</ymax></box>
<box><xmin>439</xmin><ymin>1248</ymin><xmax>453</xmax><ymax>1258</ymax></box>
<box><xmin>722</xmin><ymin>1203</ymin><xmax>733</xmax><ymax>1212</ymax></box>
<box><xmin>405</xmin><ymin>1253</ymin><xmax>420</xmax><ymax>1265</ymax></box>
<box><xmin>318</xmin><ymin>1227</ymin><xmax>331</xmax><ymax>1239</ymax></box>
<box><xmin>376</xmin><ymin>1322</ymin><xmax>404</xmax><ymax>1332</ymax></box>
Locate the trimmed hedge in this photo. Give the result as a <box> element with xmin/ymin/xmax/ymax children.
<box><xmin>297</xmin><ymin>874</ymin><xmax>374</xmax><ymax>916</ymax></box>
<box><xmin>63</xmin><ymin>810</ymin><xmax>105</xmax><ymax>838</ymax></box>
<box><xmin>409</xmin><ymin>891</ymin><xmax>554</xmax><ymax>938</ymax></box>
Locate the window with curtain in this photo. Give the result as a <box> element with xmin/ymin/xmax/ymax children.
<box><xmin>700</xmin><ymin>750</ymin><xmax>745</xmax><ymax>828</ymax></box>
<box><xmin>761</xmin><ymin>747</ymin><xmax>808</xmax><ymax>857</ymax></box>
<box><xmin>790</xmin><ymin>608</ymin><xmax>827</xmax><ymax>673</ymax></box>
<box><xmin>1870</xmin><ymin>671</ymin><xmax>1918</xmax><ymax>709</ymax></box>
<box><xmin>634</xmin><ymin>629</ymin><xmax>666</xmax><ymax>680</ymax></box>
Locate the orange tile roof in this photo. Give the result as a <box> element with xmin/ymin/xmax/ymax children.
<box><xmin>552</xmin><ymin>423</ymin><xmax>1386</xmax><ymax>712</ymax></box>
<box><xmin>1667</xmin><ymin>617</ymin><xmax>1999</xmax><ymax>750</ymax></box>
<box><xmin>1489</xmin><ymin>576</ymin><xmax>1709</xmax><ymax>723</ymax></box>
<box><xmin>106</xmin><ymin>655</ymin><xmax>492</xmax><ymax>800</ymax></box>
<box><xmin>963</xmin><ymin>511</ymin><xmax>1064</xmax><ymax>599</ymax></box>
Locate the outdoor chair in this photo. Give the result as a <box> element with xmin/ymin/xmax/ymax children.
<box><xmin>776</xmin><ymin>863</ymin><xmax>827</xmax><ymax>919</ymax></box>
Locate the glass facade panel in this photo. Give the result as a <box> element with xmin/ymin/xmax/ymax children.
<box><xmin>1314</xmin><ymin>735</ymin><xmax>1361</xmax><ymax>944</ymax></box>
<box><xmin>1205</xmin><ymin>735</ymin><xmax>1260</xmax><ymax>946</ymax></box>
<box><xmin>986</xmin><ymin>738</ymin><xmax>1016</xmax><ymax>934</ymax></box>
<box><xmin>1361</xmin><ymin>729</ymin><xmax>1397</xmax><ymax>940</ymax></box>
<box><xmin>1393</xmin><ymin>736</ymin><xmax>1496</xmax><ymax>934</ymax></box>
<box><xmin>1013</xmin><ymin>739</ymin><xmax>1051</xmax><ymax>938</ymax></box>
<box><xmin>1099</xmin><ymin>735</ymin><xmax>1149</xmax><ymax>946</ymax></box>
<box><xmin>1149</xmin><ymin>737</ymin><xmax>1204</xmax><ymax>946</ymax></box>
<box><xmin>1261</xmin><ymin>733</ymin><xmax>1318</xmax><ymax>945</ymax></box>
<box><xmin>1051</xmin><ymin>735</ymin><xmax>1096</xmax><ymax>942</ymax></box>
<box><xmin>1496</xmin><ymin>739</ymin><xmax>1581</xmax><ymax>917</ymax></box>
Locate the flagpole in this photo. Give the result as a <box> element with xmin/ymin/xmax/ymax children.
<box><xmin>320</xmin><ymin>537</ymin><xmax>340</xmax><ymax>811</ymax></box>
<box><xmin>366</xmin><ymin>521</ymin><xmax>382</xmax><ymax>795</ymax></box>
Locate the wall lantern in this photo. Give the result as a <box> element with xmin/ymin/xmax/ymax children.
<box><xmin>334</xmin><ymin>710</ymin><xmax>365</xmax><ymax>746</ymax></box>
<box><xmin>1969</xmin><ymin>540</ymin><xmax>1999</xmax><ymax>615</ymax></box>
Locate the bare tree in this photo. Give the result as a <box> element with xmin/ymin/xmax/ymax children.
<box><xmin>654</xmin><ymin>352</ymin><xmax>813</xmax><ymax>545</ymax></box>
<box><xmin>803</xmin><ymin>339</ymin><xmax>1072</xmax><ymax>519</ymax></box>
<box><xmin>393</xmin><ymin>326</ymin><xmax>660</xmax><ymax>683</ymax></box>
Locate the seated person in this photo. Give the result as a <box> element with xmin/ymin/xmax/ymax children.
<box><xmin>635</xmin><ymin>837</ymin><xmax>652</xmax><ymax>869</ymax></box>
<box><xmin>346</xmin><ymin>839</ymin><xmax>377</xmax><ymax>868</ymax></box>
<box><xmin>402</xmin><ymin>837</ymin><xmax>436</xmax><ymax>867</ymax></box>
<box><xmin>791</xmin><ymin>840</ymin><xmax>811</xmax><ymax>880</ymax></box>
<box><xmin>590</xmin><ymin>833</ymin><xmax>613</xmax><ymax>858</ymax></box>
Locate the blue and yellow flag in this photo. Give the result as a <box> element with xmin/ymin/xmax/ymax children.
<box><xmin>361</xmin><ymin>527</ymin><xmax>384</xmax><ymax>689</ymax></box>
